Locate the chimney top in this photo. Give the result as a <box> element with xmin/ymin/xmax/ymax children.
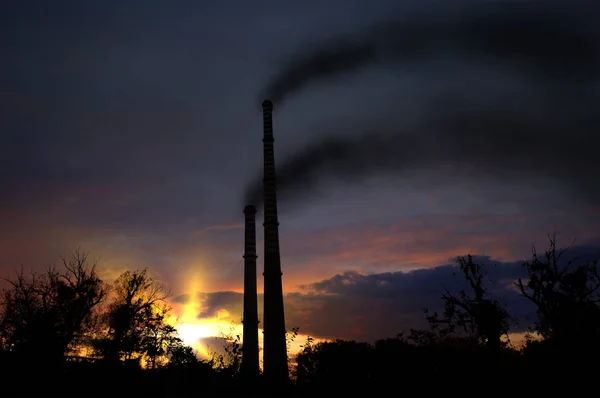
<box><xmin>262</xmin><ymin>100</ymin><xmax>273</xmax><ymax>110</ymax></box>
<box><xmin>244</xmin><ymin>205</ymin><xmax>257</xmax><ymax>214</ymax></box>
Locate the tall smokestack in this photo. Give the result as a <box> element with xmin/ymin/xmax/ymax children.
<box><xmin>261</xmin><ymin>99</ymin><xmax>289</xmax><ymax>384</ymax></box>
<box><xmin>241</xmin><ymin>205</ymin><xmax>259</xmax><ymax>379</ymax></box>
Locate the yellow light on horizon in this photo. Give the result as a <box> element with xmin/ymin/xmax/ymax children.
<box><xmin>175</xmin><ymin>319</ymin><xmax>244</xmax><ymax>359</ymax></box>
<box><xmin>170</xmin><ymin>266</ymin><xmax>325</xmax><ymax>363</ymax></box>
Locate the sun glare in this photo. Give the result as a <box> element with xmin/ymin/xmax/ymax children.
<box><xmin>171</xmin><ymin>270</ymin><xmax>324</xmax><ymax>362</ymax></box>
<box><xmin>171</xmin><ymin>272</ymin><xmax>241</xmax><ymax>359</ymax></box>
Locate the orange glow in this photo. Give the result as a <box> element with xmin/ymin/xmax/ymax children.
<box><xmin>170</xmin><ymin>267</ymin><xmax>325</xmax><ymax>363</ymax></box>
<box><xmin>174</xmin><ymin>316</ymin><xmax>321</xmax><ymax>363</ymax></box>
<box><xmin>506</xmin><ymin>331</ymin><xmax>542</xmax><ymax>349</ymax></box>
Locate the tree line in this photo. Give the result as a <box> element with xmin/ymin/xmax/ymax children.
<box><xmin>1</xmin><ymin>237</ymin><xmax>599</xmax><ymax>395</ymax></box>
<box><xmin>293</xmin><ymin>236</ymin><xmax>600</xmax><ymax>394</ymax></box>
<box><xmin>0</xmin><ymin>249</ymin><xmax>196</xmax><ymax>368</ymax></box>
<box><xmin>0</xmin><ymin>249</ymin><xmax>224</xmax><ymax>395</ymax></box>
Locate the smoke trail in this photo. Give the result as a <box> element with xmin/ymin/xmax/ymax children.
<box><xmin>244</xmin><ymin>131</ymin><xmax>420</xmax><ymax>208</ymax></box>
<box><xmin>245</xmin><ymin>0</ymin><xmax>600</xmax><ymax>209</ymax></box>
<box><xmin>244</xmin><ymin>94</ymin><xmax>600</xmax><ymax>209</ymax></box>
<box><xmin>262</xmin><ymin>1</ymin><xmax>599</xmax><ymax>105</ymax></box>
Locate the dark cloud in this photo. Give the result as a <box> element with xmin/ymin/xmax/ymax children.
<box><xmin>290</xmin><ymin>259</ymin><xmax>528</xmax><ymax>341</ymax></box>
<box><xmin>172</xmin><ymin>293</ymin><xmax>191</xmax><ymax>304</ymax></box>
<box><xmin>172</xmin><ymin>291</ymin><xmax>247</xmax><ymax>320</ymax></box>
<box><xmin>197</xmin><ymin>291</ymin><xmax>245</xmax><ymax>319</ymax></box>
<box><xmin>299</xmin><ymin>244</ymin><xmax>600</xmax><ymax>341</ymax></box>
<box><xmin>245</xmin><ymin>0</ymin><xmax>600</xmax><ymax>210</ymax></box>
<box><xmin>174</xmin><ymin>244</ymin><xmax>600</xmax><ymax>342</ymax></box>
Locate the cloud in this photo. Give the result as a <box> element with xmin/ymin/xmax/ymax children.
<box><xmin>169</xmin><ymin>244</ymin><xmax>600</xmax><ymax>343</ymax></box>
<box><xmin>287</xmin><ymin>260</ymin><xmax>529</xmax><ymax>341</ymax></box>
<box><xmin>172</xmin><ymin>290</ymin><xmax>254</xmax><ymax>323</ymax></box>
<box><xmin>195</xmin><ymin>291</ymin><xmax>245</xmax><ymax>320</ymax></box>
<box><xmin>276</xmin><ymin>210</ymin><xmax>600</xmax><ymax>288</ymax></box>
<box><xmin>161</xmin><ymin>207</ymin><xmax>600</xmax><ymax>296</ymax></box>
<box><xmin>3</xmin><ymin>198</ymin><xmax>597</xmax><ymax>298</ymax></box>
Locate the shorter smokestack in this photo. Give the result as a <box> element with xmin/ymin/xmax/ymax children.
<box><xmin>241</xmin><ymin>205</ymin><xmax>259</xmax><ymax>378</ymax></box>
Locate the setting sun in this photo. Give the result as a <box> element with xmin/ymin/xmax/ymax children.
<box><xmin>170</xmin><ymin>271</ymin><xmax>322</xmax><ymax>362</ymax></box>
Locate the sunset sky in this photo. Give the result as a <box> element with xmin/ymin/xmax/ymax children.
<box><xmin>2</xmin><ymin>0</ymin><xmax>599</xmax><ymax>357</ymax></box>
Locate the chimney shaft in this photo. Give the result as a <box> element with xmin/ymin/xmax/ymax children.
<box><xmin>261</xmin><ymin>100</ymin><xmax>289</xmax><ymax>383</ymax></box>
<box><xmin>241</xmin><ymin>205</ymin><xmax>259</xmax><ymax>378</ymax></box>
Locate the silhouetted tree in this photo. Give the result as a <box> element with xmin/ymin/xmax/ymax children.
<box><xmin>94</xmin><ymin>268</ymin><xmax>173</xmax><ymax>365</ymax></box>
<box><xmin>139</xmin><ymin>307</ymin><xmax>182</xmax><ymax>369</ymax></box>
<box><xmin>209</xmin><ymin>323</ymin><xmax>242</xmax><ymax>377</ymax></box>
<box><xmin>516</xmin><ymin>235</ymin><xmax>600</xmax><ymax>348</ymax></box>
<box><xmin>412</xmin><ymin>255</ymin><xmax>510</xmax><ymax>351</ymax></box>
<box><xmin>167</xmin><ymin>343</ymin><xmax>199</xmax><ymax>368</ymax></box>
<box><xmin>0</xmin><ymin>249</ymin><xmax>107</xmax><ymax>363</ymax></box>
<box><xmin>286</xmin><ymin>325</ymin><xmax>300</xmax><ymax>376</ymax></box>
<box><xmin>295</xmin><ymin>339</ymin><xmax>373</xmax><ymax>391</ymax></box>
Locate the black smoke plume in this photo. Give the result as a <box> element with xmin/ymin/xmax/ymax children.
<box><xmin>244</xmin><ymin>94</ymin><xmax>600</xmax><ymax>209</ymax></box>
<box><xmin>245</xmin><ymin>1</ymin><xmax>599</xmax><ymax>210</ymax></box>
<box><xmin>262</xmin><ymin>1</ymin><xmax>599</xmax><ymax>105</ymax></box>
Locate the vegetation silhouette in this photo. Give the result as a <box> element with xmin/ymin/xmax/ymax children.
<box><xmin>1</xmin><ymin>236</ymin><xmax>598</xmax><ymax>395</ymax></box>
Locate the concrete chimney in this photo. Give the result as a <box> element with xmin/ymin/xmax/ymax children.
<box><xmin>261</xmin><ymin>99</ymin><xmax>289</xmax><ymax>384</ymax></box>
<box><xmin>241</xmin><ymin>205</ymin><xmax>259</xmax><ymax>378</ymax></box>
